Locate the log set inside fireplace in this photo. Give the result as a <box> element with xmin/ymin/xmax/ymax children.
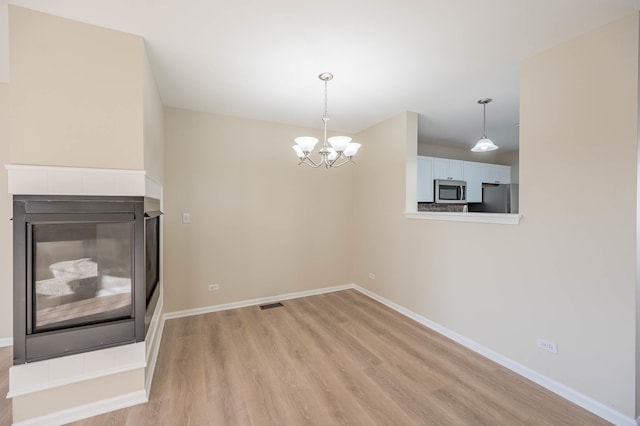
<box><xmin>12</xmin><ymin>195</ymin><xmax>161</xmax><ymax>364</ymax></box>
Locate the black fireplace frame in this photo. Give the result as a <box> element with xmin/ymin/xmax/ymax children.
<box><xmin>143</xmin><ymin>205</ymin><xmax>162</xmax><ymax>333</ymax></box>
<box><xmin>12</xmin><ymin>195</ymin><xmax>151</xmax><ymax>365</ymax></box>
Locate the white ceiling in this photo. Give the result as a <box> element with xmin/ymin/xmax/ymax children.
<box><xmin>4</xmin><ymin>0</ymin><xmax>640</xmax><ymax>152</ymax></box>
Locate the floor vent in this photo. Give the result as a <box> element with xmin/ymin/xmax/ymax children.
<box><xmin>259</xmin><ymin>302</ymin><xmax>284</xmax><ymax>310</ymax></box>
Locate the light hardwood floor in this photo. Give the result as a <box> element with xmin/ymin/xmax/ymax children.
<box><xmin>3</xmin><ymin>290</ymin><xmax>611</xmax><ymax>425</ymax></box>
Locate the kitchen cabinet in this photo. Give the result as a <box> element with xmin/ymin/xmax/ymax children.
<box><xmin>481</xmin><ymin>164</ymin><xmax>511</xmax><ymax>184</ymax></box>
<box><xmin>463</xmin><ymin>161</ymin><xmax>483</xmax><ymax>203</ymax></box>
<box><xmin>418</xmin><ymin>155</ymin><xmax>511</xmax><ymax>204</ymax></box>
<box><xmin>417</xmin><ymin>156</ymin><xmax>434</xmax><ymax>202</ymax></box>
<box><xmin>433</xmin><ymin>158</ymin><xmax>464</xmax><ymax>180</ymax></box>
<box><xmin>495</xmin><ymin>165</ymin><xmax>511</xmax><ymax>184</ymax></box>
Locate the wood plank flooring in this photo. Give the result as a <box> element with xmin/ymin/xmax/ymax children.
<box><xmin>3</xmin><ymin>290</ymin><xmax>611</xmax><ymax>425</ymax></box>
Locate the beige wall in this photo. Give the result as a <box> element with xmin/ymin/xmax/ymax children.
<box><xmin>163</xmin><ymin>108</ymin><xmax>354</xmax><ymax>312</ymax></box>
<box><xmin>9</xmin><ymin>6</ymin><xmax>144</xmax><ymax>169</ymax></box>
<box><xmin>143</xmin><ymin>47</ymin><xmax>164</xmax><ymax>183</ymax></box>
<box><xmin>353</xmin><ymin>14</ymin><xmax>638</xmax><ymax>418</ymax></box>
<box><xmin>0</xmin><ymin>83</ymin><xmax>11</xmax><ymax>340</ymax></box>
<box><xmin>518</xmin><ymin>13</ymin><xmax>637</xmax><ymax>415</ymax></box>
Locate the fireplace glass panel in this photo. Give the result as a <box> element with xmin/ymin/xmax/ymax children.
<box><xmin>32</xmin><ymin>222</ymin><xmax>133</xmax><ymax>333</ymax></box>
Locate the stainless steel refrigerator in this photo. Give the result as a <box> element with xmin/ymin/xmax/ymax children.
<box><xmin>471</xmin><ymin>183</ymin><xmax>519</xmax><ymax>213</ymax></box>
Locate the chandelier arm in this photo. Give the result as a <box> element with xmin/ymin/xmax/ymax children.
<box><xmin>326</xmin><ymin>151</ymin><xmax>344</xmax><ymax>167</ymax></box>
<box><xmin>299</xmin><ymin>156</ymin><xmax>324</xmax><ymax>168</ymax></box>
<box><xmin>327</xmin><ymin>157</ymin><xmax>354</xmax><ymax>168</ymax></box>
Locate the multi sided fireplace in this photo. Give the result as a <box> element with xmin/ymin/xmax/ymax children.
<box><xmin>12</xmin><ymin>195</ymin><xmax>161</xmax><ymax>365</ymax></box>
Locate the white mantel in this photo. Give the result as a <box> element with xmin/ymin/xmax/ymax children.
<box><xmin>6</xmin><ymin>164</ymin><xmax>162</xmax><ymax>199</ymax></box>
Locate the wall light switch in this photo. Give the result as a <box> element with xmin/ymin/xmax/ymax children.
<box><xmin>182</xmin><ymin>212</ymin><xmax>191</xmax><ymax>224</ymax></box>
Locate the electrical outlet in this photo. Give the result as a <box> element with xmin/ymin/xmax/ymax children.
<box><xmin>182</xmin><ymin>212</ymin><xmax>191</xmax><ymax>224</ymax></box>
<box><xmin>368</xmin><ymin>272</ymin><xmax>376</xmax><ymax>280</ymax></box>
<box><xmin>537</xmin><ymin>338</ymin><xmax>558</xmax><ymax>354</ymax></box>
<box><xmin>208</xmin><ymin>284</ymin><xmax>219</xmax><ymax>291</ymax></box>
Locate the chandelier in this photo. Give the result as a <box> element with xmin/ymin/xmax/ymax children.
<box><xmin>471</xmin><ymin>98</ymin><xmax>499</xmax><ymax>152</ymax></box>
<box><xmin>292</xmin><ymin>73</ymin><xmax>361</xmax><ymax>168</ymax></box>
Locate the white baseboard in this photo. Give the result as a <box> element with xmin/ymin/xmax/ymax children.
<box><xmin>0</xmin><ymin>337</ymin><xmax>12</xmax><ymax>347</ymax></box>
<box><xmin>353</xmin><ymin>285</ymin><xmax>636</xmax><ymax>426</ymax></box>
<box><xmin>12</xmin><ymin>390</ymin><xmax>147</xmax><ymax>426</ymax></box>
<box><xmin>163</xmin><ymin>284</ymin><xmax>355</xmax><ymax>320</ymax></box>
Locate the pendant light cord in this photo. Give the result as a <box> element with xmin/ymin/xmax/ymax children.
<box><xmin>482</xmin><ymin>103</ymin><xmax>487</xmax><ymax>139</ymax></box>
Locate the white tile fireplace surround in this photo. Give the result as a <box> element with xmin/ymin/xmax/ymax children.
<box><xmin>6</xmin><ymin>164</ymin><xmax>164</xmax><ymax>425</ymax></box>
<box><xmin>6</xmin><ymin>164</ymin><xmax>161</xmax><ymax>198</ymax></box>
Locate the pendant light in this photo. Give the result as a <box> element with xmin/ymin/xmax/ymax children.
<box><xmin>471</xmin><ymin>98</ymin><xmax>499</xmax><ymax>152</ymax></box>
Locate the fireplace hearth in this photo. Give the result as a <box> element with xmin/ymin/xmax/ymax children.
<box><xmin>12</xmin><ymin>195</ymin><xmax>160</xmax><ymax>364</ymax></box>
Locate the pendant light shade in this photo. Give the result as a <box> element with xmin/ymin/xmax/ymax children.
<box><xmin>471</xmin><ymin>98</ymin><xmax>499</xmax><ymax>152</ymax></box>
<box><xmin>471</xmin><ymin>137</ymin><xmax>499</xmax><ymax>152</ymax></box>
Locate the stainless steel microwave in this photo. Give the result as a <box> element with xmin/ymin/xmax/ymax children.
<box><xmin>435</xmin><ymin>179</ymin><xmax>467</xmax><ymax>204</ymax></box>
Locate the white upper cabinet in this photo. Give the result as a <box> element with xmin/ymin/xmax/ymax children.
<box><xmin>450</xmin><ymin>160</ymin><xmax>464</xmax><ymax>180</ymax></box>
<box><xmin>463</xmin><ymin>161</ymin><xmax>483</xmax><ymax>203</ymax></box>
<box><xmin>495</xmin><ymin>165</ymin><xmax>511</xmax><ymax>184</ymax></box>
<box><xmin>433</xmin><ymin>158</ymin><xmax>464</xmax><ymax>180</ymax></box>
<box><xmin>417</xmin><ymin>156</ymin><xmax>434</xmax><ymax>202</ymax></box>
<box><xmin>482</xmin><ymin>164</ymin><xmax>511</xmax><ymax>184</ymax></box>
